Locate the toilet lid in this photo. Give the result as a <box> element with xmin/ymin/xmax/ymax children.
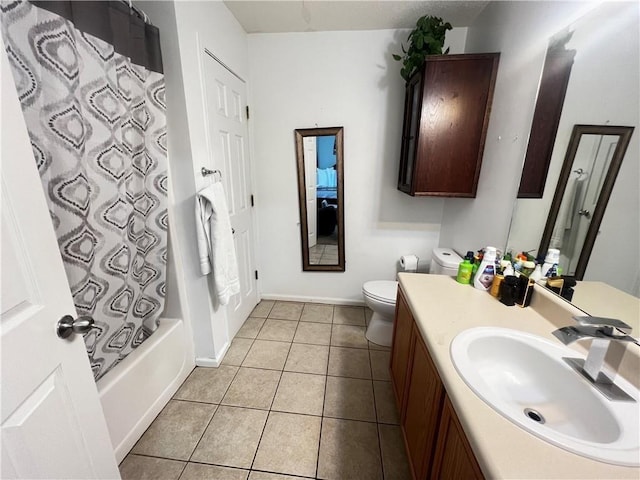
<box><xmin>363</xmin><ymin>280</ymin><xmax>398</xmax><ymax>304</ymax></box>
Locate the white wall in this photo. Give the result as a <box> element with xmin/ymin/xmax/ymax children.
<box><xmin>438</xmin><ymin>1</ymin><xmax>599</xmax><ymax>255</ymax></box>
<box><xmin>507</xmin><ymin>2</ymin><xmax>639</xmax><ymax>295</ymax></box>
<box><xmin>140</xmin><ymin>0</ymin><xmax>250</xmax><ymax>363</ymax></box>
<box><xmin>248</xmin><ymin>28</ymin><xmax>466</xmax><ymax>303</ymax></box>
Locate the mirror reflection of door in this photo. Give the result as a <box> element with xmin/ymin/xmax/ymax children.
<box><xmin>551</xmin><ymin>135</ymin><xmax>618</xmax><ymax>274</ymax></box>
<box><xmin>295</xmin><ymin>127</ymin><xmax>345</xmax><ymax>272</ymax></box>
<box><xmin>540</xmin><ymin>125</ymin><xmax>634</xmax><ymax>279</ymax></box>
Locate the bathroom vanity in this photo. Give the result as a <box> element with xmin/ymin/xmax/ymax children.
<box><xmin>391</xmin><ymin>273</ymin><xmax>640</xmax><ymax>479</ymax></box>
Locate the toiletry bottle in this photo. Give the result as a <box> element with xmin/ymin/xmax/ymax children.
<box><xmin>529</xmin><ymin>264</ymin><xmax>543</xmax><ymax>282</ymax></box>
<box><xmin>490</xmin><ymin>272</ymin><xmax>504</xmax><ymax>298</ymax></box>
<box><xmin>541</xmin><ymin>248</ymin><xmax>560</xmax><ymax>277</ymax></box>
<box><xmin>456</xmin><ymin>252</ymin><xmax>474</xmax><ymax>285</ymax></box>
<box><xmin>474</xmin><ymin>246</ymin><xmax>497</xmax><ymax>291</ymax></box>
<box><xmin>546</xmin><ymin>263</ymin><xmax>558</xmax><ymax>278</ymax></box>
<box><xmin>502</xmin><ymin>262</ymin><xmax>514</xmax><ymax>277</ymax></box>
<box><xmin>521</xmin><ymin>260</ymin><xmax>535</xmax><ymax>277</ymax></box>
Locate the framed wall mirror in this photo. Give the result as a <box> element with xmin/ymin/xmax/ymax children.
<box><xmin>294</xmin><ymin>127</ymin><xmax>345</xmax><ymax>271</ymax></box>
<box><xmin>538</xmin><ymin>124</ymin><xmax>634</xmax><ymax>279</ymax></box>
<box><xmin>505</xmin><ymin>2</ymin><xmax>639</xmax><ymax>309</ymax></box>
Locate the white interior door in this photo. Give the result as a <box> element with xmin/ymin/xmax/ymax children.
<box><xmin>202</xmin><ymin>51</ymin><xmax>258</xmax><ymax>337</ymax></box>
<box><xmin>1</xmin><ymin>46</ymin><xmax>120</xmax><ymax>479</ymax></box>
<box><xmin>303</xmin><ymin>136</ymin><xmax>317</xmax><ymax>248</ymax></box>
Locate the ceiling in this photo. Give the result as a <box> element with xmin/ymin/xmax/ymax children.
<box><xmin>223</xmin><ymin>1</ymin><xmax>490</xmax><ymax>34</ymax></box>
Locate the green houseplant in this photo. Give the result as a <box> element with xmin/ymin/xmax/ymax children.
<box><xmin>393</xmin><ymin>15</ymin><xmax>453</xmax><ymax>82</ymax></box>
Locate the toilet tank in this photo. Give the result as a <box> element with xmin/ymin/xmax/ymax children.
<box><xmin>430</xmin><ymin>248</ymin><xmax>463</xmax><ymax>275</ymax></box>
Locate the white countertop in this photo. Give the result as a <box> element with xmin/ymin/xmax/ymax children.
<box><xmin>398</xmin><ymin>272</ymin><xmax>640</xmax><ymax>480</ymax></box>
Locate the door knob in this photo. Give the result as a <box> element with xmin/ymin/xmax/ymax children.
<box><xmin>57</xmin><ymin>315</ymin><xmax>95</xmax><ymax>339</ymax></box>
<box><xmin>578</xmin><ymin>209</ymin><xmax>591</xmax><ymax>218</ymax></box>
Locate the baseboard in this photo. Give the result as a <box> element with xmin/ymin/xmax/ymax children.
<box><xmin>260</xmin><ymin>293</ymin><xmax>365</xmax><ymax>306</ymax></box>
<box><xmin>195</xmin><ymin>340</ymin><xmax>229</xmax><ymax>368</ymax></box>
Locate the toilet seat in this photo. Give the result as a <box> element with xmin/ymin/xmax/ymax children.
<box><xmin>362</xmin><ymin>280</ymin><xmax>398</xmax><ymax>304</ymax></box>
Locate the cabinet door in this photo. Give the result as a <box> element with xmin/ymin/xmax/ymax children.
<box><xmin>431</xmin><ymin>396</ymin><xmax>484</xmax><ymax>480</ymax></box>
<box><xmin>402</xmin><ymin>326</ymin><xmax>445</xmax><ymax>480</ymax></box>
<box><xmin>398</xmin><ymin>72</ymin><xmax>423</xmax><ymax>193</ymax></box>
<box><xmin>390</xmin><ymin>288</ymin><xmax>414</xmax><ymax>409</ymax></box>
<box><xmin>414</xmin><ymin>54</ymin><xmax>498</xmax><ymax>196</ymax></box>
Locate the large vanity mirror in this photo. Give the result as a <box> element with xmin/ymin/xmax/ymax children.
<box><xmin>506</xmin><ymin>2</ymin><xmax>639</xmax><ymax>304</ymax></box>
<box><xmin>294</xmin><ymin>127</ymin><xmax>345</xmax><ymax>271</ymax></box>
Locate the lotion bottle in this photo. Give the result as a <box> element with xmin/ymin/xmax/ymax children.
<box><xmin>474</xmin><ymin>246</ymin><xmax>497</xmax><ymax>291</ymax></box>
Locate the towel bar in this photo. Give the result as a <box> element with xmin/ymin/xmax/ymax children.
<box><xmin>201</xmin><ymin>167</ymin><xmax>222</xmax><ymax>181</ymax></box>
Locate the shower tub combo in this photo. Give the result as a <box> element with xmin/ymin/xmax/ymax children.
<box><xmin>96</xmin><ymin>317</ymin><xmax>193</xmax><ymax>462</ymax></box>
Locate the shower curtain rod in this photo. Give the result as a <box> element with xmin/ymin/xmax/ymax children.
<box><xmin>122</xmin><ymin>0</ymin><xmax>150</xmax><ymax>24</ymax></box>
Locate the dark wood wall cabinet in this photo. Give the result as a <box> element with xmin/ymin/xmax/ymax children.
<box><xmin>391</xmin><ymin>288</ymin><xmax>484</xmax><ymax>480</ymax></box>
<box><xmin>398</xmin><ymin>53</ymin><xmax>500</xmax><ymax>197</ymax></box>
<box><xmin>518</xmin><ymin>48</ymin><xmax>576</xmax><ymax>198</ymax></box>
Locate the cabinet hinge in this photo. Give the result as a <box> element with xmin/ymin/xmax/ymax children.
<box><xmin>246</xmin><ymin>105</ymin><xmax>250</xmax><ymax>120</ymax></box>
<box><xmin>254</xmin><ymin>270</ymin><xmax>258</xmax><ymax>280</ymax></box>
<box><xmin>250</xmin><ymin>194</ymin><xmax>254</xmax><ymax>207</ymax></box>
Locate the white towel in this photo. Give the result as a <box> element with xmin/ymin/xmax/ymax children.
<box><xmin>549</xmin><ymin>176</ymin><xmax>585</xmax><ymax>249</ymax></box>
<box><xmin>195</xmin><ymin>183</ymin><xmax>240</xmax><ymax>305</ymax></box>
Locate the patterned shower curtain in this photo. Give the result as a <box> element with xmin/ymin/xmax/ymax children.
<box><xmin>1</xmin><ymin>0</ymin><xmax>168</xmax><ymax>381</ymax></box>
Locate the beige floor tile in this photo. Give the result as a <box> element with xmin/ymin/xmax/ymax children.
<box><xmin>333</xmin><ymin>306</ymin><xmax>366</xmax><ymax>326</ymax></box>
<box><xmin>378</xmin><ymin>424</ymin><xmax>411</xmax><ymax>480</ymax></box>
<box><xmin>236</xmin><ymin>317</ymin><xmax>266</xmax><ymax>339</ymax></box>
<box><xmin>222</xmin><ymin>367</ymin><xmax>281</xmax><ymax>410</ymax></box>
<box><xmin>330</xmin><ymin>324</ymin><xmax>368</xmax><ymax>349</ymax></box>
<box><xmin>370</xmin><ymin>350</ymin><xmax>391</xmax><ymax>381</ymax></box>
<box><xmin>248</xmin><ymin>472</ymin><xmax>305</xmax><ymax>480</ymax></box>
<box><xmin>221</xmin><ymin>339</ymin><xmax>254</xmax><ymax>366</ymax></box>
<box><xmin>253</xmin><ymin>412</ymin><xmax>321</xmax><ymax>478</ymax></box>
<box><xmin>373</xmin><ymin>381</ymin><xmax>399</xmax><ymax>424</ymax></box>
<box><xmin>317</xmin><ymin>418</ymin><xmax>383</xmax><ymax>480</ymax></box>
<box><xmin>300</xmin><ymin>303</ymin><xmax>334</xmax><ymax>323</ymax></box>
<box><xmin>327</xmin><ymin>347</ymin><xmax>371</xmax><ymax>379</ymax></box>
<box><xmin>191</xmin><ymin>406</ymin><xmax>268</xmax><ymax>469</ymax></box>
<box><xmin>284</xmin><ymin>343</ymin><xmax>329</xmax><ymax>375</ymax></box>
<box><xmin>251</xmin><ymin>301</ymin><xmax>275</xmax><ymax>318</ymax></box>
<box><xmin>269</xmin><ymin>301</ymin><xmax>304</xmax><ymax>320</ymax></box>
<box><xmin>242</xmin><ymin>339</ymin><xmax>291</xmax><ymax>370</ymax></box>
<box><xmin>257</xmin><ymin>319</ymin><xmax>298</xmax><ymax>342</ymax></box>
<box><xmin>324</xmin><ymin>376</ymin><xmax>376</xmax><ymax>422</ymax></box>
<box><xmin>272</xmin><ymin>372</ymin><xmax>326</xmax><ymax>416</ymax></box>
<box><xmin>180</xmin><ymin>463</ymin><xmax>248</xmax><ymax>480</ymax></box>
<box><xmin>132</xmin><ymin>400</ymin><xmax>216</xmax><ymax>460</ymax></box>
<box><xmin>174</xmin><ymin>366</ymin><xmax>238</xmax><ymax>404</ymax></box>
<box><xmin>293</xmin><ymin>322</ymin><xmax>332</xmax><ymax>345</ymax></box>
<box><xmin>119</xmin><ymin>454</ymin><xmax>185</xmax><ymax>480</ymax></box>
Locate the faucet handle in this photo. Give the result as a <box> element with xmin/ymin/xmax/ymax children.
<box><xmin>572</xmin><ymin>316</ymin><xmax>632</xmax><ymax>334</ymax></box>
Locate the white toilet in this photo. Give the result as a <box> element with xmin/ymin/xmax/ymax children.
<box><xmin>362</xmin><ymin>248</ymin><xmax>463</xmax><ymax>346</ymax></box>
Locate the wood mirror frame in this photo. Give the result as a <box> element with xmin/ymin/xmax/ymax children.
<box><xmin>538</xmin><ymin>124</ymin><xmax>634</xmax><ymax>279</ymax></box>
<box><xmin>294</xmin><ymin>127</ymin><xmax>345</xmax><ymax>272</ymax></box>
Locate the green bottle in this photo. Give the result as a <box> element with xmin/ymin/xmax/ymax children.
<box><xmin>456</xmin><ymin>252</ymin><xmax>474</xmax><ymax>285</ymax></box>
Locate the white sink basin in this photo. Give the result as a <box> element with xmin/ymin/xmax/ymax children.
<box><xmin>450</xmin><ymin>327</ymin><xmax>640</xmax><ymax>466</ymax></box>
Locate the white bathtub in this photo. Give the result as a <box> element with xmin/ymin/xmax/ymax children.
<box><xmin>97</xmin><ymin>318</ymin><xmax>194</xmax><ymax>463</ymax></box>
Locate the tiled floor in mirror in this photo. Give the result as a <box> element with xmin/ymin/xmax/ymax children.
<box><xmin>119</xmin><ymin>301</ymin><xmax>411</xmax><ymax>480</ymax></box>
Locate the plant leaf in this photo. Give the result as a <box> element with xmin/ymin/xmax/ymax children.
<box><xmin>392</xmin><ymin>54</ymin><xmax>402</xmax><ymax>61</ymax></box>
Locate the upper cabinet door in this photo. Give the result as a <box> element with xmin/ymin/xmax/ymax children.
<box><xmin>398</xmin><ymin>53</ymin><xmax>500</xmax><ymax>197</ymax></box>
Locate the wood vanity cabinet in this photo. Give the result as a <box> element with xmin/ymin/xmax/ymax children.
<box><xmin>398</xmin><ymin>53</ymin><xmax>500</xmax><ymax>197</ymax></box>
<box><xmin>391</xmin><ymin>287</ymin><xmax>484</xmax><ymax>480</ymax></box>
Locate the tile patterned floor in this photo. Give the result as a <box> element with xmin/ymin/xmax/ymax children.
<box><xmin>120</xmin><ymin>301</ymin><xmax>410</xmax><ymax>480</ymax></box>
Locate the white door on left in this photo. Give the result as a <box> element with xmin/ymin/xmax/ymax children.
<box><xmin>1</xmin><ymin>42</ymin><xmax>120</xmax><ymax>479</ymax></box>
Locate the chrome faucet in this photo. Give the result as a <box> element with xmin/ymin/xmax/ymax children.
<box><xmin>553</xmin><ymin>316</ymin><xmax>639</xmax><ymax>402</ymax></box>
